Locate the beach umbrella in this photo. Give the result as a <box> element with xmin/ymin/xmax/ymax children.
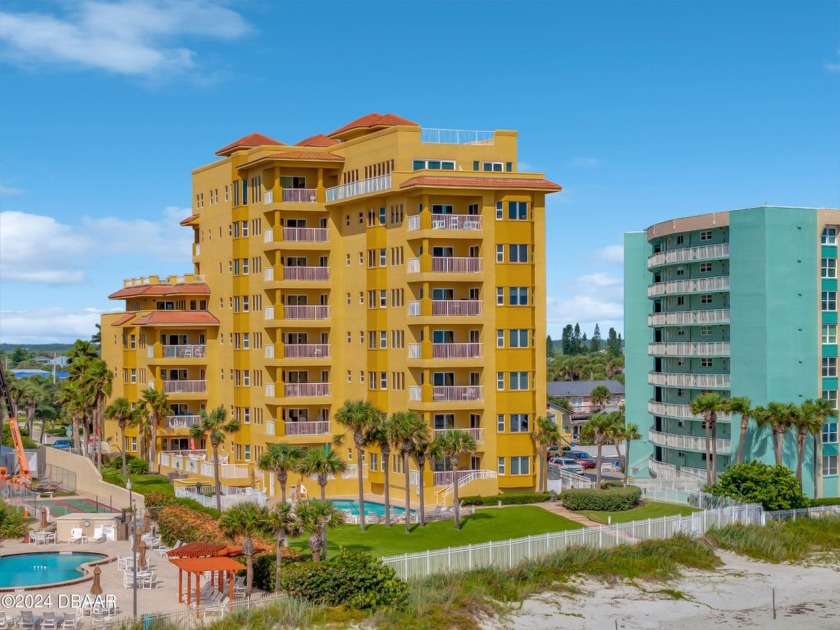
<box><xmin>40</xmin><ymin>507</ymin><xmax>48</xmax><ymax>529</ymax></box>
<box><xmin>90</xmin><ymin>566</ymin><xmax>103</xmax><ymax>595</ymax></box>
<box><xmin>142</xmin><ymin>509</ymin><xmax>151</xmax><ymax>533</ymax></box>
<box><xmin>138</xmin><ymin>539</ymin><xmax>147</xmax><ymax>569</ymax></box>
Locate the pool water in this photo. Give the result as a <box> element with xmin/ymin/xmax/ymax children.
<box><xmin>0</xmin><ymin>552</ymin><xmax>107</xmax><ymax>588</ymax></box>
<box><xmin>331</xmin><ymin>500</ymin><xmax>414</xmax><ymax>516</ymax></box>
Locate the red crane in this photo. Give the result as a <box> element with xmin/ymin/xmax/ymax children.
<box><xmin>0</xmin><ymin>364</ymin><xmax>32</xmax><ymax>486</ymax></box>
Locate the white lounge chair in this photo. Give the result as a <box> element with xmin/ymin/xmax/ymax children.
<box><xmin>0</xmin><ymin>613</ymin><xmax>14</xmax><ymax>629</ymax></box>
<box><xmin>41</xmin><ymin>611</ymin><xmax>58</xmax><ymax>629</ymax></box>
<box><xmin>88</xmin><ymin>527</ymin><xmax>106</xmax><ymax>543</ymax></box>
<box><xmin>68</xmin><ymin>528</ymin><xmax>86</xmax><ymax>544</ymax></box>
<box><xmin>18</xmin><ymin>612</ymin><xmax>37</xmax><ymax>630</ymax></box>
<box><xmin>141</xmin><ymin>571</ymin><xmax>157</xmax><ymax>589</ymax></box>
<box><xmin>62</xmin><ymin>612</ymin><xmax>81</xmax><ymax>629</ymax></box>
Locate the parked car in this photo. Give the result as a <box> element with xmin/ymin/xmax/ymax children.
<box><xmin>548</xmin><ymin>457</ymin><xmax>585</xmax><ymax>474</ymax></box>
<box><xmin>51</xmin><ymin>438</ymin><xmax>73</xmax><ymax>450</ymax></box>
<box><xmin>546</xmin><ymin>445</ymin><xmax>571</xmax><ymax>459</ymax></box>
<box><xmin>565</xmin><ymin>451</ymin><xmax>598</xmax><ymax>469</ymax></box>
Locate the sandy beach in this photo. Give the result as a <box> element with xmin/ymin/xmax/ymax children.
<box><xmin>488</xmin><ymin>551</ymin><xmax>840</xmax><ymax>629</ymax></box>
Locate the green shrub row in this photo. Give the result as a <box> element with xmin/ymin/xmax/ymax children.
<box><xmin>560</xmin><ymin>486</ymin><xmax>641</xmax><ymax>511</ymax></box>
<box><xmin>144</xmin><ymin>491</ymin><xmax>220</xmax><ymax>522</ymax></box>
<box><xmin>810</xmin><ymin>497</ymin><xmax>840</xmax><ymax>507</ymax></box>
<box><xmin>252</xmin><ymin>551</ymin><xmax>305</xmax><ymax>592</ymax></box>
<box><xmin>460</xmin><ymin>492</ymin><xmax>551</xmax><ymax>506</ymax></box>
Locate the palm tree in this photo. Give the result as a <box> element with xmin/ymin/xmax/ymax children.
<box><xmin>430</xmin><ymin>430</ymin><xmax>477</xmax><ymax>529</ymax></box>
<box><xmin>589</xmin><ymin>385</ymin><xmax>611</xmax><ymax>412</ymax></box>
<box><xmin>792</xmin><ymin>403</ymin><xmax>819</xmax><ymax>485</ymax></box>
<box><xmin>104</xmin><ymin>397</ymin><xmax>133</xmax><ymax>478</ymax></box>
<box><xmin>764</xmin><ymin>401</ymin><xmax>798</xmax><ymax>466</ymax></box>
<box><xmin>262</xmin><ymin>502</ymin><xmax>303</xmax><ymax>593</ymax></box>
<box><xmin>55</xmin><ymin>381</ymin><xmax>85</xmax><ymax>456</ymax></box>
<box><xmin>86</xmin><ymin>358</ymin><xmax>113</xmax><ymax>470</ymax></box>
<box><xmin>531</xmin><ymin>416</ymin><xmax>560</xmax><ymax>493</ymax></box>
<box><xmin>609</xmin><ymin>409</ymin><xmax>627</xmax><ymax>470</ymax></box>
<box><xmin>689</xmin><ymin>392</ymin><xmax>726</xmax><ymax>485</ymax></box>
<box><xmin>295</xmin><ymin>499</ymin><xmax>345</xmax><ymax>562</ymax></box>
<box><xmin>389</xmin><ymin>411</ymin><xmax>429</xmax><ymax>533</ymax></box>
<box><xmin>410</xmin><ymin>435</ymin><xmax>433</xmax><ymax>527</ymax></box>
<box><xmin>725</xmin><ymin>397</ymin><xmax>753</xmax><ymax>464</ymax></box>
<box><xmin>140</xmin><ymin>387</ymin><xmax>168</xmax><ymax>472</ymax></box>
<box><xmin>190</xmin><ymin>406</ymin><xmax>241</xmax><ymax>512</ymax></box>
<box><xmin>297</xmin><ymin>447</ymin><xmax>346</xmax><ymax>500</ymax></box>
<box><xmin>258</xmin><ymin>443</ymin><xmax>304</xmax><ymax>504</ymax></box>
<box><xmin>804</xmin><ymin>398</ymin><xmax>838</xmax><ymax>499</ymax></box>
<box><xmin>365</xmin><ymin>416</ymin><xmax>395</xmax><ymax>527</ymax></box>
<box><xmin>17</xmin><ymin>379</ymin><xmax>45</xmax><ymax>439</ymax></box>
<box><xmin>129</xmin><ymin>404</ymin><xmax>152</xmax><ymax>463</ymax></box>
<box><xmin>219</xmin><ymin>502</ymin><xmax>263</xmax><ymax>598</ymax></box>
<box><xmin>581</xmin><ymin>412</ymin><xmax>616</xmax><ymax>486</ymax></box>
<box><xmin>334</xmin><ymin>400</ymin><xmax>382</xmax><ymax>531</ymax></box>
<box><xmin>622</xmin><ymin>422</ymin><xmax>641</xmax><ymax>486</ymax></box>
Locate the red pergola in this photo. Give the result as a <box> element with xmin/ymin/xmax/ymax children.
<box><xmin>169</xmin><ymin>556</ymin><xmax>245</xmax><ymax>607</ymax></box>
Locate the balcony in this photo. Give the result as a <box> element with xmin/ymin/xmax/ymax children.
<box><xmin>264</xmin><ymin>228</ymin><xmax>273</xmax><ymax>243</ymax></box>
<box><xmin>649</xmin><ymin>429</ymin><xmax>730</xmax><ymax>453</ymax></box>
<box><xmin>421</xmin><ymin>128</ymin><xmax>495</xmax><ymax>145</ymax></box>
<box><xmin>199</xmin><ymin>461</ymin><xmax>251</xmax><ymax>479</ymax></box>
<box><xmin>433</xmin><ymin>386</ymin><xmax>483</xmax><ymax>402</ymax></box>
<box><xmin>648</xmin><ymin>458</ymin><xmax>707</xmax><ymax>482</ymax></box>
<box><xmin>282</xmin><ymin>188</ymin><xmax>318</xmax><ymax>203</ymax></box>
<box><xmin>432</xmin><ymin>257</ymin><xmax>482</xmax><ymax>273</ymax></box>
<box><xmin>162</xmin><ymin>380</ymin><xmax>207</xmax><ymax>394</ymax></box>
<box><xmin>432</xmin><ymin>469</ymin><xmax>484</xmax><ymax>487</ymax></box>
<box><xmin>407</xmin><ymin>214</ymin><xmax>483</xmax><ymax>232</ymax></box>
<box><xmin>284</xmin><ymin>383</ymin><xmax>330</xmax><ymax>398</ymax></box>
<box><xmin>648</xmin><ymin>372</ymin><xmax>731</xmax><ymax>389</ymax></box>
<box><xmin>648</xmin><ymin>400</ymin><xmax>704</xmax><ymax>421</ymax></box>
<box><xmin>266</xmin><ymin>420</ymin><xmax>275</xmax><ymax>436</ymax></box>
<box><xmin>283</xmin><ymin>344</ymin><xmax>330</xmax><ymax>359</ymax></box>
<box><xmin>648</xmin><ymin>309</ymin><xmax>730</xmax><ymax>327</ymax></box>
<box><xmin>435</xmin><ymin>300</ymin><xmax>482</xmax><ymax>316</ymax></box>
<box><xmin>285</xmin><ymin>305</ymin><xmax>330</xmax><ymax>320</ymax></box>
<box><xmin>285</xmin><ymin>421</ymin><xmax>331</xmax><ymax>436</ymax></box>
<box><xmin>326</xmin><ymin>174</ymin><xmax>391</xmax><ymax>202</ymax></box>
<box><xmin>161</xmin><ymin>344</ymin><xmax>206</xmax><ymax>359</ymax></box>
<box><xmin>283</xmin><ymin>227</ymin><xmax>329</xmax><ymax>242</ymax></box>
<box><xmin>648</xmin><ymin>342</ymin><xmax>730</xmax><ymax>357</ymax></box>
<box><xmin>648</xmin><ymin>244</ymin><xmax>730</xmax><ymax>269</ymax></box>
<box><xmin>648</xmin><ymin>276</ymin><xmax>730</xmax><ymax>298</ymax></box>
<box><xmin>283</xmin><ymin>266</ymin><xmax>330</xmax><ymax>281</ymax></box>
<box><xmin>433</xmin><ymin>427</ymin><xmax>484</xmax><ymax>443</ymax></box>
<box><xmin>165</xmin><ymin>415</ymin><xmax>201</xmax><ymax>429</ymax></box>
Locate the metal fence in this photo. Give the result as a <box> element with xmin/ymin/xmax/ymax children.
<box><xmin>0</xmin><ymin>478</ymin><xmax>37</xmax><ymax>516</ymax></box>
<box><xmin>382</xmin><ymin>502</ymin><xmax>764</xmax><ymax>580</ymax></box>
<box><xmin>762</xmin><ymin>504</ymin><xmax>840</xmax><ymax>523</ymax></box>
<box><xmin>42</xmin><ymin>464</ymin><xmax>77</xmax><ymax>492</ymax></box>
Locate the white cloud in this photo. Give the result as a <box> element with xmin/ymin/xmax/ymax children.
<box><xmin>567</xmin><ymin>156</ymin><xmax>600</xmax><ymax>168</ymax></box>
<box><xmin>590</xmin><ymin>244</ymin><xmax>624</xmax><ymax>265</ymax></box>
<box><xmin>548</xmin><ymin>272</ymin><xmax>624</xmax><ymax>333</ymax></box>
<box><xmin>0</xmin><ymin>183</ymin><xmax>24</xmax><ymax>196</ymax></box>
<box><xmin>0</xmin><ymin>307</ymin><xmax>104</xmax><ymax>344</ymax></box>
<box><xmin>826</xmin><ymin>49</ymin><xmax>840</xmax><ymax>73</ymax></box>
<box><xmin>0</xmin><ymin>206</ymin><xmax>192</xmax><ymax>284</ymax></box>
<box><xmin>0</xmin><ymin>0</ymin><xmax>249</xmax><ymax>78</ymax></box>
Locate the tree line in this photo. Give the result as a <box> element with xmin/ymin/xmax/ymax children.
<box><xmin>547</xmin><ymin>323</ymin><xmax>623</xmax><ymax>358</ymax></box>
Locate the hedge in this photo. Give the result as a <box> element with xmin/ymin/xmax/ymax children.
<box><xmin>810</xmin><ymin>497</ymin><xmax>840</xmax><ymax>507</ymax></box>
<box><xmin>158</xmin><ymin>504</ymin><xmax>226</xmax><ymax>546</ymax></box>
<box><xmin>460</xmin><ymin>492</ymin><xmax>551</xmax><ymax>506</ymax></box>
<box><xmin>252</xmin><ymin>549</ymin><xmax>306</xmax><ymax>592</ymax></box>
<box><xmin>143</xmin><ymin>491</ymin><xmax>220</xmax><ymax>520</ymax></box>
<box><xmin>560</xmin><ymin>486</ymin><xmax>641</xmax><ymax>511</ymax></box>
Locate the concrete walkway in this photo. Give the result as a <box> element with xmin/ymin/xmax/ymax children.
<box><xmin>537</xmin><ymin>501</ymin><xmax>603</xmax><ymax>528</ymax></box>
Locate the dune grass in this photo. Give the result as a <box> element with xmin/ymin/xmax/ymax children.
<box><xmin>576</xmin><ymin>501</ymin><xmax>701</xmax><ymax>524</ymax></box>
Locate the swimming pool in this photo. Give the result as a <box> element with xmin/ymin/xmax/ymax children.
<box><xmin>331</xmin><ymin>500</ymin><xmax>414</xmax><ymax>516</ymax></box>
<box><xmin>0</xmin><ymin>552</ymin><xmax>107</xmax><ymax>588</ymax></box>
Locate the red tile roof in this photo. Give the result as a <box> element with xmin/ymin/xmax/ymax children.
<box><xmin>328</xmin><ymin>113</ymin><xmax>419</xmax><ymax>138</ymax></box>
<box><xmin>295</xmin><ymin>133</ymin><xmax>339</xmax><ymax>147</ymax></box>
<box><xmin>110</xmin><ymin>313</ymin><xmax>136</xmax><ymax>327</ymax></box>
<box><xmin>399</xmin><ymin>176</ymin><xmax>563</xmax><ymax>192</ymax></box>
<box><xmin>167</xmin><ymin>543</ymin><xmax>227</xmax><ymax>558</ymax></box>
<box><xmin>169</xmin><ymin>556</ymin><xmax>244</xmax><ymax>574</ymax></box>
<box><xmin>238</xmin><ymin>151</ymin><xmax>344</xmax><ymax>169</ymax></box>
<box><xmin>132</xmin><ymin>311</ymin><xmax>220</xmax><ymax>327</ymax></box>
<box><xmin>180</xmin><ymin>214</ymin><xmax>199</xmax><ymax>226</ymax></box>
<box><xmin>215</xmin><ymin>132</ymin><xmax>285</xmax><ymax>156</ymax></box>
<box><xmin>108</xmin><ymin>284</ymin><xmax>211</xmax><ymax>299</ymax></box>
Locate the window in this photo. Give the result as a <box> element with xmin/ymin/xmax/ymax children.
<box><xmin>413</xmin><ymin>159</ymin><xmax>456</xmax><ymax>170</ymax></box>
<box><xmin>509</xmin><ymin>244</ymin><xmax>528</xmax><ymax>263</ymax></box>
<box><xmin>701</xmin><ymin>358</ymin><xmax>713</xmax><ymax>368</ymax></box>
<box><xmin>510</xmin><ymin>456</ymin><xmax>530</xmax><ymax>475</ymax></box>
<box><xmin>823</xmin><ymin>357</ymin><xmax>837</xmax><ymax>376</ymax></box>
<box><xmin>497</xmin><ymin>414</ymin><xmax>505</xmax><ymax>432</ymax></box>
<box><xmin>497</xmin><ymin>457</ymin><xmax>506</xmax><ymax>475</ymax></box>
<box><xmin>379</xmin><ymin>207</ymin><xmax>386</xmax><ymax>225</ymax></box>
<box><xmin>496</xmin><ymin>287</ymin><xmax>504</xmax><ymax>305</ymax></box>
<box><xmin>823</xmin><ymin>291</ymin><xmax>837</xmax><ymax>311</ymax></box>
<box><xmin>824</xmin><ymin>455</ymin><xmax>838</xmax><ymax>476</ymax></box>
<box><xmin>380</xmin><ymin>372</ymin><xmax>388</xmax><ymax>390</ymax></box>
<box><xmin>699</xmin><ymin>230</ymin><xmax>712</xmax><ymax>241</ymax></box>
<box><xmin>370</xmin><ymin>452</ymin><xmax>378</xmax><ymax>472</ymax></box>
<box><xmin>510</xmin><ymin>372</ymin><xmax>529</xmax><ymax>390</ymax></box>
<box><xmin>823</xmin><ymin>324</ymin><xmax>837</xmax><ymax>344</ymax></box>
<box><xmin>700</xmin><ymin>326</ymin><xmax>712</xmax><ymax>336</ymax></box>
<box><xmin>496</xmin><ymin>245</ymin><xmax>504</xmax><ymax>263</ymax></box>
<box><xmin>822</xmin><ymin>258</ymin><xmax>837</xmax><ymax>278</ymax></box>
<box><xmin>823</xmin><ymin>422</ymin><xmax>838</xmax><ymax>444</ymax></box>
<box><xmin>823</xmin><ymin>390</ymin><xmax>838</xmax><ymax>409</ymax></box>
<box><xmin>675</xmin><ymin>266</ymin><xmax>685</xmax><ymax>276</ymax></box>
<box><xmin>700</xmin><ymin>294</ymin><xmax>713</xmax><ymax>305</ymax></box>
<box><xmin>380</xmin><ymin>290</ymin><xmax>387</xmax><ymax>308</ymax></box>
<box><xmin>497</xmin><ymin>330</ymin><xmax>505</xmax><ymax>348</ymax></box>
<box><xmin>822</xmin><ymin>226</ymin><xmax>838</xmax><ymax>245</ymax></box>
<box><xmin>510</xmin><ymin>329</ymin><xmax>528</xmax><ymax>347</ymax></box>
<box><xmin>496</xmin><ymin>202</ymin><xmax>503</xmax><ymax>220</ymax></box>
<box><xmin>476</xmin><ymin>161</ymin><xmax>504</xmax><ymax>172</ymax></box>
<box><xmin>497</xmin><ymin>372</ymin><xmax>505</xmax><ymax>390</ymax></box>
<box><xmin>130</xmin><ymin>368</ymin><xmax>136</xmax><ymax>383</ymax></box>
<box><xmin>509</xmin><ymin>287</ymin><xmax>529</xmax><ymax>305</ymax></box>
<box><xmin>509</xmin><ymin>414</ymin><xmax>529</xmax><ymax>432</ymax></box>
<box><xmin>380</xmin><ymin>331</ymin><xmax>387</xmax><ymax>349</ymax></box>
<box><xmin>507</xmin><ymin>201</ymin><xmax>528</xmax><ymax>220</ymax></box>
<box><xmin>699</xmin><ymin>262</ymin><xmax>712</xmax><ymax>273</ymax></box>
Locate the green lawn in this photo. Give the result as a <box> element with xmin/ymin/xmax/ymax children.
<box><xmin>576</xmin><ymin>501</ymin><xmax>701</xmax><ymax>525</ymax></box>
<box><xmin>289</xmin><ymin>506</ymin><xmax>583</xmax><ymax>558</ymax></box>
<box><xmin>102</xmin><ymin>468</ymin><xmax>175</xmax><ymax>496</ymax></box>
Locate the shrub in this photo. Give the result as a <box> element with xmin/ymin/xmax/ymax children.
<box><xmin>460</xmin><ymin>492</ymin><xmax>550</xmax><ymax>506</ymax></box>
<box><xmin>600</xmin><ymin>480</ymin><xmax>624</xmax><ymax>489</ymax></box>
<box><xmin>252</xmin><ymin>549</ymin><xmax>306</xmax><ymax>592</ymax></box>
<box><xmin>560</xmin><ymin>486</ymin><xmax>641</xmax><ymax>511</ymax></box>
<box><xmin>143</xmin><ymin>492</ymin><xmax>178</xmax><ymax>520</ymax></box>
<box><xmin>157</xmin><ymin>504</ymin><xmax>226</xmax><ymax>546</ymax></box>
<box><xmin>0</xmin><ymin>502</ymin><xmax>27</xmax><ymax>542</ymax></box>
<box><xmin>279</xmin><ymin>549</ymin><xmax>409</xmax><ymax>610</ymax></box>
<box><xmin>127</xmin><ymin>458</ymin><xmax>149</xmax><ymax>475</ymax></box>
<box><xmin>810</xmin><ymin>497</ymin><xmax>840</xmax><ymax>507</ymax></box>
<box><xmin>708</xmin><ymin>461</ymin><xmax>807</xmax><ymax>511</ymax></box>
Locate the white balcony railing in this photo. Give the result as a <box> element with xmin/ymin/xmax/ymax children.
<box><xmin>648</xmin><ymin>458</ymin><xmax>707</xmax><ymax>482</ymax></box>
<box><xmin>265</xmin><ymin>345</ymin><xmax>274</xmax><ymax>359</ymax></box>
<box><xmin>265</xmin><ymin>420</ymin><xmax>275</xmax><ymax>436</ymax></box>
<box><xmin>165</xmin><ymin>415</ymin><xmax>201</xmax><ymax>429</ymax></box>
<box><xmin>431</xmin><ymin>215</ymin><xmax>483</xmax><ymax>231</ymax></box>
<box><xmin>407</xmin><ymin>215</ymin><xmax>421</xmax><ymax>231</ymax></box>
<box><xmin>647</xmin><ymin>400</ymin><xmax>705</xmax><ymax>421</ymax></box>
<box><xmin>432</xmin><ymin>257</ymin><xmax>482</xmax><ymax>273</ymax></box>
<box><xmin>432</xmin><ymin>300</ymin><xmax>482</xmax><ymax>316</ymax></box>
<box><xmin>264</xmin><ymin>191</ymin><xmax>273</xmax><ymax>204</ymax></box>
<box><xmin>284</xmin><ymin>383</ymin><xmax>330</xmax><ymax>397</ymax></box>
<box><xmin>433</xmin><ymin>428</ymin><xmax>484</xmax><ymax>443</ymax></box>
<box><xmin>408</xmin><ymin>301</ymin><xmax>421</xmax><ymax>316</ymax></box>
<box><xmin>284</xmin><ymin>305</ymin><xmax>330</xmax><ymax>320</ymax></box>
<box><xmin>326</xmin><ymin>174</ymin><xmax>391</xmax><ymax>202</ymax></box>
<box><xmin>283</xmin><ymin>266</ymin><xmax>330</xmax><ymax>281</ymax></box>
<box><xmin>282</xmin><ymin>188</ymin><xmax>318</xmax><ymax>203</ymax></box>
<box><xmin>432</xmin><ymin>469</ymin><xmax>484</xmax><ymax>487</ymax></box>
<box><xmin>648</xmin><ymin>429</ymin><xmax>730</xmax><ymax>453</ymax></box>
<box><xmin>283</xmin><ymin>227</ymin><xmax>329</xmax><ymax>242</ymax></box>
<box><xmin>283</xmin><ymin>344</ymin><xmax>330</xmax><ymax>359</ymax></box>
<box><xmin>266</xmin><ymin>384</ymin><xmax>275</xmax><ymax>397</ymax></box>
<box><xmin>648</xmin><ymin>342</ymin><xmax>731</xmax><ymax>357</ymax></box>
<box><xmin>648</xmin><ymin>372</ymin><xmax>731</xmax><ymax>389</ymax></box>
<box><xmin>421</xmin><ymin>128</ymin><xmax>495</xmax><ymax>145</ymax></box>
<box><xmin>407</xmin><ymin>258</ymin><xmax>420</xmax><ymax>273</ymax></box>
<box><xmin>265</xmin><ymin>306</ymin><xmax>275</xmax><ymax>320</ymax></box>
<box><xmin>648</xmin><ymin>244</ymin><xmax>730</xmax><ymax>268</ymax></box>
<box><xmin>264</xmin><ymin>228</ymin><xmax>273</xmax><ymax>244</ymax></box>
<box><xmin>408</xmin><ymin>343</ymin><xmax>421</xmax><ymax>359</ymax></box>
<box><xmin>433</xmin><ymin>343</ymin><xmax>483</xmax><ymax>359</ymax></box>
<box><xmin>648</xmin><ymin>309</ymin><xmax>730</xmax><ymax>327</ymax></box>
<box><xmin>162</xmin><ymin>344</ymin><xmax>206</xmax><ymax>359</ymax></box>
<box><xmin>648</xmin><ymin>276</ymin><xmax>730</xmax><ymax>298</ymax></box>
<box><xmin>433</xmin><ymin>386</ymin><xmax>483</xmax><ymax>402</ymax></box>
<box><xmin>409</xmin><ymin>386</ymin><xmax>422</xmax><ymax>401</ymax></box>
<box><xmin>285</xmin><ymin>421</ymin><xmax>331</xmax><ymax>436</ymax></box>
<box><xmin>264</xmin><ymin>268</ymin><xmax>274</xmax><ymax>281</ymax></box>
<box><xmin>162</xmin><ymin>380</ymin><xmax>207</xmax><ymax>394</ymax></box>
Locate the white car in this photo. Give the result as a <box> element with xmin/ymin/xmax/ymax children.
<box><xmin>548</xmin><ymin>457</ymin><xmax>585</xmax><ymax>475</ymax></box>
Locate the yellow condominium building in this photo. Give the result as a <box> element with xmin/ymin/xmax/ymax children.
<box><xmin>102</xmin><ymin>113</ymin><xmax>561</xmax><ymax>507</ymax></box>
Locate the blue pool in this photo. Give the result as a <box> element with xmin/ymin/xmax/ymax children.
<box><xmin>0</xmin><ymin>552</ymin><xmax>107</xmax><ymax>588</ymax></box>
<box><xmin>331</xmin><ymin>500</ymin><xmax>414</xmax><ymax>516</ymax></box>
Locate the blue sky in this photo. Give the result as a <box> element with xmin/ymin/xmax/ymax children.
<box><xmin>0</xmin><ymin>0</ymin><xmax>838</xmax><ymax>344</ymax></box>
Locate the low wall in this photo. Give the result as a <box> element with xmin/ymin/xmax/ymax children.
<box><xmin>43</xmin><ymin>449</ymin><xmax>144</xmax><ymax>511</ymax></box>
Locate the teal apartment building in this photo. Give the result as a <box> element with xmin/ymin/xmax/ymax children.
<box><xmin>625</xmin><ymin>206</ymin><xmax>840</xmax><ymax>498</ymax></box>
